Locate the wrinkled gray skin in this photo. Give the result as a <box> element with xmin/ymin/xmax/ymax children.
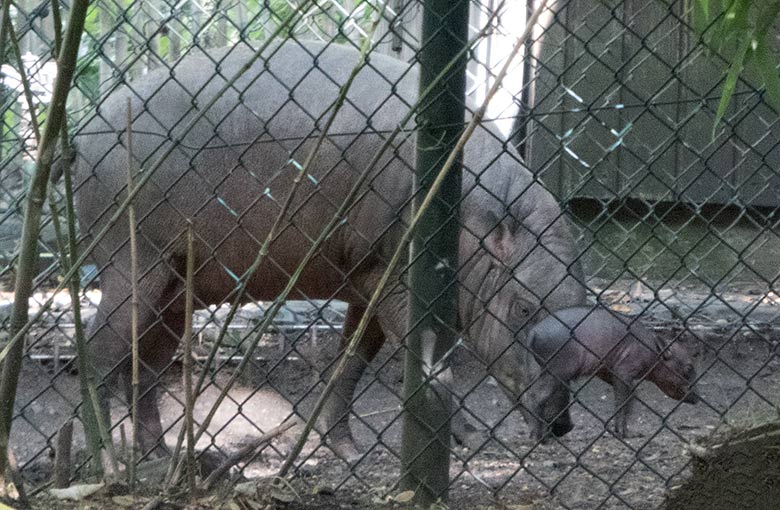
<box><xmin>527</xmin><ymin>306</ymin><xmax>700</xmax><ymax>439</ymax></box>
<box><xmin>73</xmin><ymin>41</ymin><xmax>586</xmax><ymax>460</ymax></box>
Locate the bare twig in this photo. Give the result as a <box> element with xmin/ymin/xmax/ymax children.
<box><xmin>6</xmin><ymin>20</ymin><xmax>39</xmax><ymax>141</ymax></box>
<box><xmin>140</xmin><ymin>495</ymin><xmax>163</xmax><ymax>510</ymax></box>
<box><xmin>183</xmin><ymin>224</ymin><xmax>196</xmax><ymax>496</ymax></box>
<box><xmin>200</xmin><ymin>420</ymin><xmax>296</xmax><ymax>491</ymax></box>
<box><xmin>54</xmin><ymin>420</ymin><xmax>74</xmax><ymax>489</ymax></box>
<box><xmin>358</xmin><ymin>407</ymin><xmax>401</xmax><ymax>419</ymax></box>
<box><xmin>127</xmin><ymin>97</ymin><xmax>140</xmax><ymax>490</ymax></box>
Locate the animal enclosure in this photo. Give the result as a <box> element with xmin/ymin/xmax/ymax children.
<box><xmin>0</xmin><ymin>0</ymin><xmax>777</xmax><ymax>509</ymax></box>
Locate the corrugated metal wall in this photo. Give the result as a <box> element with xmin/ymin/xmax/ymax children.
<box><xmin>528</xmin><ymin>0</ymin><xmax>780</xmax><ymax>208</ymax></box>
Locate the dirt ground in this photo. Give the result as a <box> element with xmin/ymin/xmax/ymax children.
<box><xmin>9</xmin><ymin>280</ymin><xmax>780</xmax><ymax>509</ymax></box>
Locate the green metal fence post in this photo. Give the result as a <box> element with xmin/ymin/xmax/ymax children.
<box><xmin>399</xmin><ymin>0</ymin><xmax>468</xmax><ymax>504</ymax></box>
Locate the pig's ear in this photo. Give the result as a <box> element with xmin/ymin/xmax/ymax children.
<box><xmin>653</xmin><ymin>334</ymin><xmax>671</xmax><ymax>359</ymax></box>
<box><xmin>482</xmin><ymin>215</ymin><xmax>512</xmax><ymax>263</ymax></box>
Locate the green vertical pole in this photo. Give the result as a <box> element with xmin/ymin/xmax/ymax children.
<box><xmin>399</xmin><ymin>0</ymin><xmax>468</xmax><ymax>504</ymax></box>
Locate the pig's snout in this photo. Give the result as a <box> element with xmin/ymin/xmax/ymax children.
<box><xmin>531</xmin><ymin>416</ymin><xmax>573</xmax><ymax>443</ymax></box>
<box><xmin>551</xmin><ymin>418</ymin><xmax>574</xmax><ymax>437</ymax></box>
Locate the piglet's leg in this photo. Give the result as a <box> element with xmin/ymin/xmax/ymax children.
<box><xmin>611</xmin><ymin>379</ymin><xmax>636</xmax><ymax>439</ymax></box>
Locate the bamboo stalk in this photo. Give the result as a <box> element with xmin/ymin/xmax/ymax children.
<box><xmin>63</xmin><ymin>123</ymin><xmax>119</xmax><ymax>478</ymax></box>
<box><xmin>127</xmin><ymin>98</ymin><xmax>140</xmax><ymax>490</ymax></box>
<box><xmin>7</xmin><ymin>6</ymin><xmax>67</xmax><ymax>336</ymax></box>
<box><xmin>48</xmin><ymin>3</ymin><xmax>116</xmax><ymax>475</ymax></box>
<box><xmin>0</xmin><ymin>0</ymin><xmax>93</xmax><ymax>479</ymax></box>
<box><xmin>0</xmin><ymin>0</ymin><xmax>11</xmax><ymax>165</ymax></box>
<box><xmin>7</xmin><ymin>8</ymin><xmax>107</xmax><ymax>474</ymax></box>
<box><xmin>50</xmin><ymin>0</ymin><xmax>112</xmax><ymax>474</ymax></box>
<box><xmin>50</xmin><ymin>0</ymin><xmax>63</xmax><ymax>61</ymax></box>
<box><xmin>278</xmin><ymin>0</ymin><xmax>546</xmax><ymax>477</ymax></box>
<box><xmin>183</xmin><ymin>224</ymin><xmax>196</xmax><ymax>496</ymax></box>
<box><xmin>0</xmin><ymin>0</ymin><xmax>13</xmax><ymax>78</ymax></box>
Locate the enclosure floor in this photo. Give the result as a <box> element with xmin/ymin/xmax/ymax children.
<box><xmin>13</xmin><ymin>281</ymin><xmax>780</xmax><ymax>510</ymax></box>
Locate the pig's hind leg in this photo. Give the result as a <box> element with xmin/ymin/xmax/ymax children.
<box><xmin>610</xmin><ymin>378</ymin><xmax>638</xmax><ymax>439</ymax></box>
<box><xmin>520</xmin><ymin>369</ymin><xmax>574</xmax><ymax>442</ymax></box>
<box><xmin>88</xmin><ymin>256</ymin><xmax>185</xmax><ymax>459</ymax></box>
<box><xmin>318</xmin><ymin>304</ymin><xmax>384</xmax><ymax>462</ymax></box>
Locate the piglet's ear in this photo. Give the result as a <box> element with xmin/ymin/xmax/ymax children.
<box><xmin>653</xmin><ymin>333</ymin><xmax>671</xmax><ymax>359</ymax></box>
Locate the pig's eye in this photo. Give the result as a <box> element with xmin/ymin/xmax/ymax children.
<box><xmin>512</xmin><ymin>301</ymin><xmax>532</xmax><ymax>318</ymax></box>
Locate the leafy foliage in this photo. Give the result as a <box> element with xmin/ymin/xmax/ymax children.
<box><xmin>693</xmin><ymin>1</ymin><xmax>780</xmax><ymax>133</ymax></box>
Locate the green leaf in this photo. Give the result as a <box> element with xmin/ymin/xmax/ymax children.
<box><xmin>699</xmin><ymin>0</ymin><xmax>710</xmax><ymax>20</ymax></box>
<box><xmin>712</xmin><ymin>32</ymin><xmax>752</xmax><ymax>139</ymax></box>
<box><xmin>693</xmin><ymin>1</ymin><xmax>712</xmax><ymax>37</ymax></box>
<box><xmin>752</xmin><ymin>36</ymin><xmax>780</xmax><ymax>113</ymax></box>
<box><xmin>711</xmin><ymin>0</ymin><xmax>749</xmax><ymax>54</ymax></box>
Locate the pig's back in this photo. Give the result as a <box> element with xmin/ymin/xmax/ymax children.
<box><xmin>530</xmin><ymin>307</ymin><xmax>638</xmax><ymax>364</ymax></box>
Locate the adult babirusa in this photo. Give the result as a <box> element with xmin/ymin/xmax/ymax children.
<box><xmin>71</xmin><ymin>41</ymin><xmax>586</xmax><ymax>460</ymax></box>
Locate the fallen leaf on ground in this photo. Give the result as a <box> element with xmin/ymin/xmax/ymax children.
<box><xmin>233</xmin><ymin>480</ymin><xmax>257</xmax><ymax>497</ymax></box>
<box><xmin>393</xmin><ymin>490</ymin><xmax>415</xmax><ymax>503</ymax></box>
<box><xmin>111</xmin><ymin>495</ymin><xmax>137</xmax><ymax>507</ymax></box>
<box><xmin>270</xmin><ymin>484</ymin><xmax>296</xmax><ymax>503</ymax></box>
<box><xmin>49</xmin><ymin>483</ymin><xmax>105</xmax><ymax>501</ymax></box>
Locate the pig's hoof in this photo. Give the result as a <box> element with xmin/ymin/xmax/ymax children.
<box><xmin>452</xmin><ymin>422</ymin><xmax>484</xmax><ymax>450</ymax></box>
<box><xmin>551</xmin><ymin>421</ymin><xmax>574</xmax><ymax>438</ymax></box>
<box><xmin>608</xmin><ymin>424</ymin><xmax>640</xmax><ymax>440</ymax></box>
<box><xmin>327</xmin><ymin>437</ymin><xmax>362</xmax><ymax>463</ymax></box>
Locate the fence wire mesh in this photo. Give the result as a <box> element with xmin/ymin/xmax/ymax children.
<box><xmin>0</xmin><ymin>0</ymin><xmax>778</xmax><ymax>508</ymax></box>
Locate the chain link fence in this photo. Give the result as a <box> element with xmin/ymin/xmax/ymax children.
<box><xmin>0</xmin><ymin>0</ymin><xmax>778</xmax><ymax>508</ymax></box>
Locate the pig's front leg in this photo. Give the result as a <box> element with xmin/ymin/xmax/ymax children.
<box><xmin>611</xmin><ymin>379</ymin><xmax>637</xmax><ymax>439</ymax></box>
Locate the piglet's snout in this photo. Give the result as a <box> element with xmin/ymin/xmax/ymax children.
<box><xmin>682</xmin><ymin>389</ymin><xmax>701</xmax><ymax>404</ymax></box>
